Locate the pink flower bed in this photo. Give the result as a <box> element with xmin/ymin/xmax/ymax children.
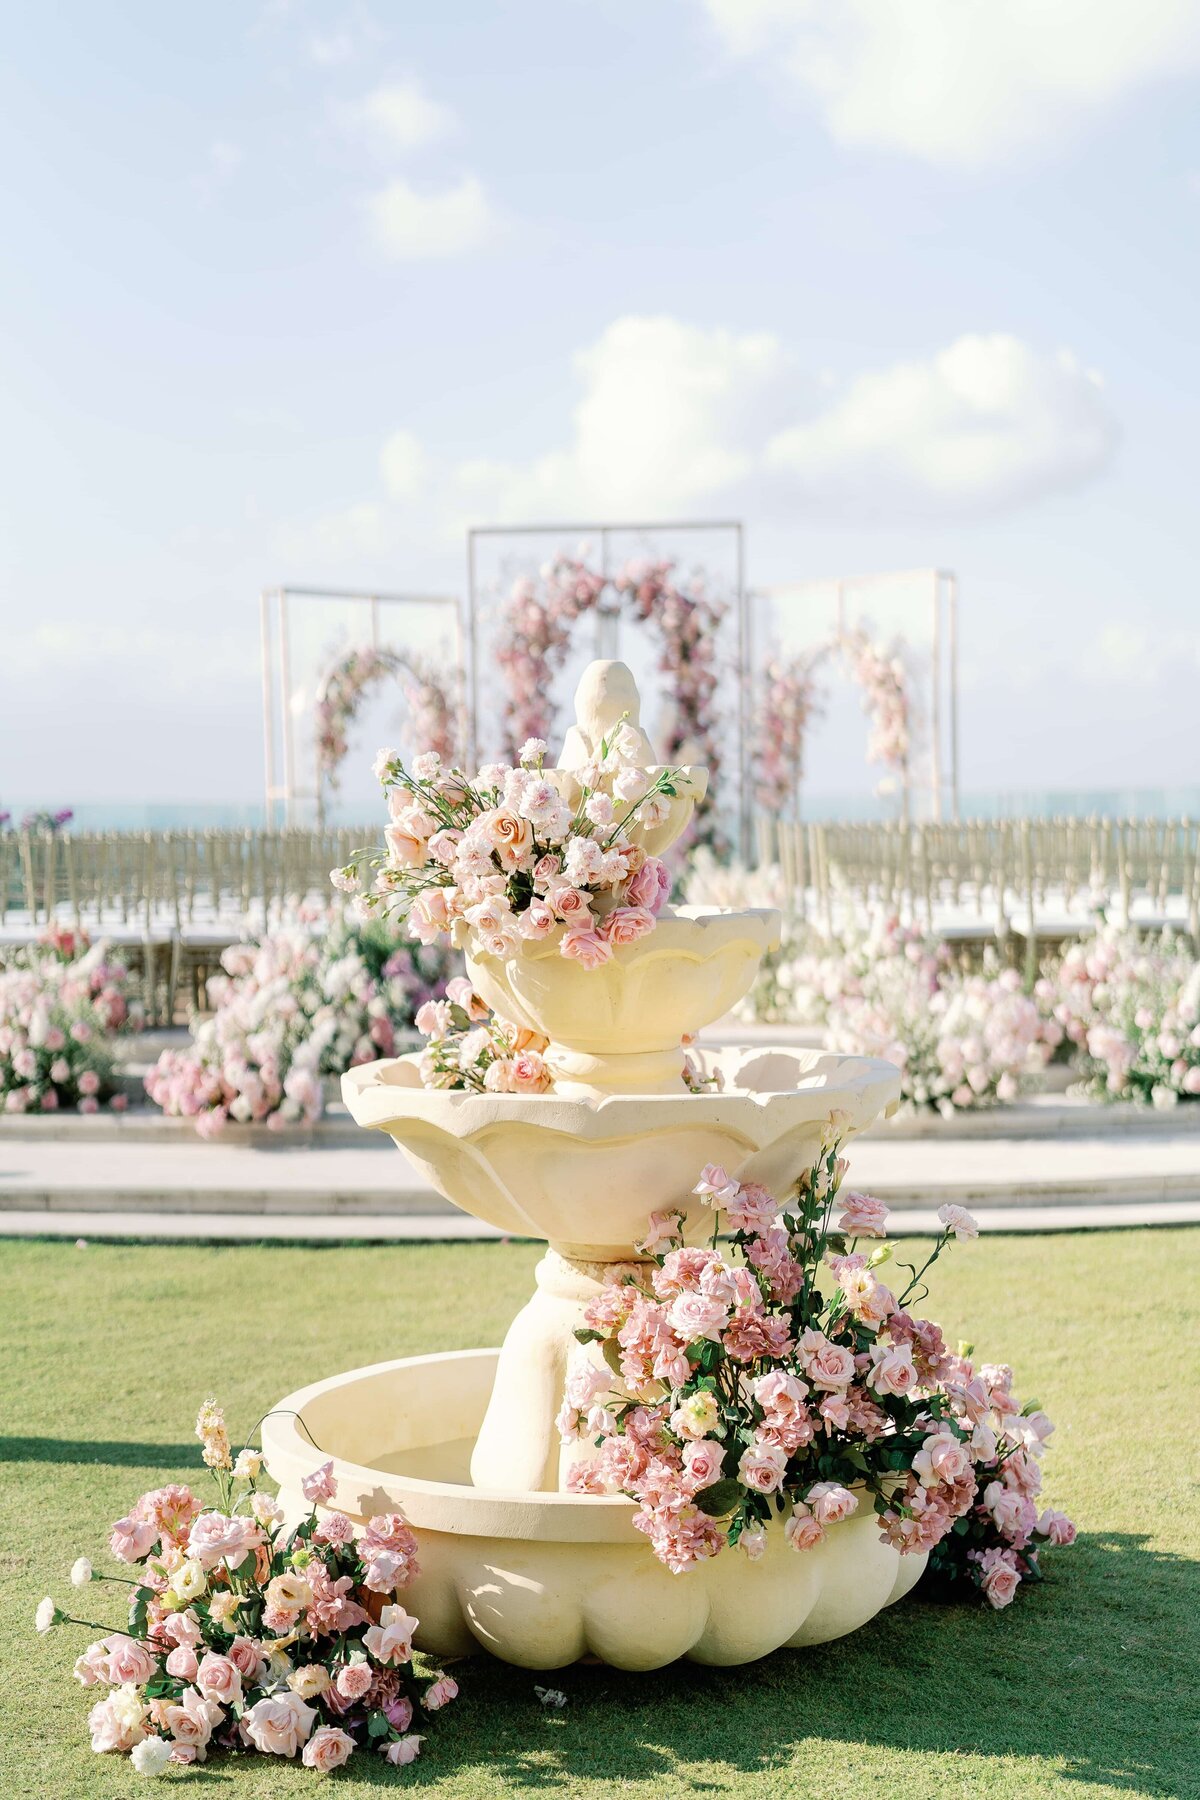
<box><xmin>0</xmin><ymin>926</ymin><xmax>142</xmax><ymax>1114</ymax></box>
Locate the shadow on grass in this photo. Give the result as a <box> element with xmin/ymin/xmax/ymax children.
<box><xmin>0</xmin><ymin>1437</ymin><xmax>201</xmax><ymax>1467</ymax></box>
<box><xmin>336</xmin><ymin>1532</ymin><xmax>1192</xmax><ymax>1796</ymax></box>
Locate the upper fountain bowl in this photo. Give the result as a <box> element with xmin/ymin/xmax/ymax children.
<box><xmin>464</xmin><ymin>904</ymin><xmax>782</xmax><ymax>1096</ymax></box>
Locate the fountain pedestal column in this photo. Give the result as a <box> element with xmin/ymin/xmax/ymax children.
<box><xmin>469</xmin><ymin>1246</ymin><xmax>646</xmax><ymax>1492</ymax></box>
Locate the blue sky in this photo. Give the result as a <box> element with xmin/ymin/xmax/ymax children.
<box><xmin>2</xmin><ymin>0</ymin><xmax>1199</xmax><ymax>811</ymax></box>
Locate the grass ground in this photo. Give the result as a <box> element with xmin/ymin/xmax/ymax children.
<box><xmin>1</xmin><ymin>1229</ymin><xmax>1197</xmax><ymax>1800</ymax></box>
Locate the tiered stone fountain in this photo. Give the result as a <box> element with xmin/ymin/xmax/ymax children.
<box><xmin>262</xmin><ymin>663</ymin><xmax>914</xmax><ymax>1669</ymax></box>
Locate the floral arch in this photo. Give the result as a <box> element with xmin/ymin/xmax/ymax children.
<box><xmin>494</xmin><ymin>553</ymin><xmax>728</xmax><ymax>843</ymax></box>
<box><xmin>752</xmin><ymin>626</ymin><xmax>913</xmax><ymax>823</ymax></box>
<box><xmin>314</xmin><ymin>645</ymin><xmax>458</xmax><ymax>807</ymax></box>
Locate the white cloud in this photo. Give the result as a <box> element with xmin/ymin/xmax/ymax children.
<box><xmin>765</xmin><ymin>334</ymin><xmax>1118</xmax><ymax>516</ymax></box>
<box><xmin>697</xmin><ymin>0</ymin><xmax>1200</xmax><ymax>166</ymax></box>
<box><xmin>347</xmin><ymin>79</ymin><xmax>456</xmax><ymax>152</ymax></box>
<box><xmin>307</xmin><ymin>30</ymin><xmax>357</xmax><ymax>66</ymax></box>
<box><xmin>380</xmin><ymin>429</ymin><xmax>427</xmax><ymax>497</ymax></box>
<box><xmin>365</xmin><ymin>173</ymin><xmax>495</xmax><ymax>259</ymax></box>
<box><xmin>456</xmin><ymin>316</ymin><xmax>793</xmax><ymax>519</ymax></box>
<box><xmin>451</xmin><ymin>319</ymin><xmax>1117</xmax><ymax>521</ymax></box>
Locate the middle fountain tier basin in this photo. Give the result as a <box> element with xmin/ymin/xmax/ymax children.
<box><xmin>261</xmin><ymin>1349</ymin><xmax>927</xmax><ymax>1671</ymax></box>
<box><xmin>341</xmin><ymin>1044</ymin><xmax>901</xmax><ymax>1258</ymax></box>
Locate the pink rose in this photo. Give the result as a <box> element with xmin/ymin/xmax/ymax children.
<box><xmin>784</xmin><ymin>1506</ymin><xmax>824</xmax><ymax>1552</ymax></box>
<box><xmin>408</xmin><ymin>888</ymin><xmax>451</xmax><ymax>945</ymax></box>
<box><xmin>837</xmin><ymin>1191</ymin><xmax>890</xmax><ymax>1238</ymax></box>
<box><xmin>160</xmin><ymin>1609</ymin><xmax>202</xmax><ymax>1648</ymax></box>
<box><xmin>626</xmin><ymin>856</ymin><xmax>671</xmax><ymax>914</ymax></box>
<box><xmin>599</xmin><ymin>904</ymin><xmax>657</xmax><ymax>946</ymax></box>
<box><xmin>195</xmin><ymin>1652</ymin><xmax>242</xmax><ymax>1707</ymax></box>
<box><xmin>165</xmin><ymin>1687</ymin><xmax>224</xmax><ymax>1759</ymax></box>
<box><xmin>335</xmin><ymin>1660</ymin><xmax>374</xmax><ymax>1702</ymax></box>
<box><xmin>1038</xmin><ymin>1508</ymin><xmax>1076</xmax><ymax>1546</ymax></box>
<box><xmin>383</xmin><ymin>1735</ymin><xmax>424</xmax><ymax>1765</ymax></box>
<box><xmin>799</xmin><ymin>1332</ymin><xmax>856</xmax><ymax>1391</ymax></box>
<box><xmin>240</xmin><ymin>1691</ymin><xmax>316</xmax><ymax>1757</ymax></box>
<box><xmin>738</xmin><ymin>1439</ymin><xmax>789</xmax><ymax>1494</ymax></box>
<box><xmin>445</xmin><ymin>977</ymin><xmax>488</xmax><ymax>1020</ymax></box>
<box><xmin>559</xmin><ymin>924</ymin><xmax>613</xmax><ymax>969</ymax></box>
<box><xmin>545</xmin><ymin>880</ymin><xmax>590</xmax><ymax>921</ymax></box>
<box><xmin>227</xmin><ymin>1636</ymin><xmax>265</xmax><ymax>1683</ymax></box>
<box><xmin>868</xmin><ymin>1343</ymin><xmax>918</xmax><ymax>1398</ymax></box>
<box><xmin>72</xmin><ymin>1641</ymin><xmax>111</xmax><ymax>1687</ymax></box>
<box><xmin>165</xmin><ymin>1644</ymin><xmax>199</xmax><ymax>1681</ymax></box>
<box><xmin>913</xmin><ymin>1427</ymin><xmax>972</xmax><ymax>1487</ymax></box>
<box><xmin>806</xmin><ymin>1481</ymin><xmax>858</xmax><ymax>1526</ymax></box>
<box><xmin>682</xmin><ymin>1439</ymin><xmax>725</xmax><ymax>1491</ymax></box>
<box><xmin>302</xmin><ymin>1725</ymin><xmax>355</xmax><ymax>1771</ymax></box>
<box><xmin>384</xmin><ymin>1695</ymin><xmax>414</xmax><ymax>1732</ymax></box>
<box><xmin>517</xmin><ymin>899</ymin><xmax>557</xmax><ymax>940</ymax></box>
<box><xmin>424</xmin><ymin>1674</ymin><xmax>458</xmax><ymax>1710</ymax></box>
<box><xmin>301</xmin><ymin>1460</ymin><xmax>337</xmax><ymax>1505</ymax></box>
<box><xmin>667</xmin><ymin>1289</ymin><xmax>729</xmax><ymax>1342</ymax></box>
<box><xmin>110</xmin><ymin>1512</ymin><xmax>157</xmax><ymax>1563</ymax></box>
<box><xmin>363</xmin><ymin>1603</ymin><xmax>418</xmax><ymax>1666</ymax></box>
<box><xmin>982</xmin><ymin>1559</ymin><xmax>1021</xmax><ymax>1608</ymax></box>
<box><xmin>103</xmin><ymin>1633</ymin><xmax>158</xmax><ymax>1685</ymax></box>
<box><xmin>187</xmin><ymin>1511</ymin><xmax>263</xmax><ymax>1571</ymax></box>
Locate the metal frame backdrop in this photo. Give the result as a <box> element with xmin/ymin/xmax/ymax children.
<box><xmin>466</xmin><ymin>520</ymin><xmax>750</xmax><ymax>853</ymax></box>
<box><xmin>260</xmin><ymin>584</ymin><xmax>464</xmax><ymax>826</ymax></box>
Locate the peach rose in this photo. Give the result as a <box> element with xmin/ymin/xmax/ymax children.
<box><xmin>241</xmin><ymin>1691</ymin><xmax>316</xmax><ymax>1757</ymax></box>
<box><xmin>982</xmin><ymin>1560</ymin><xmax>1021</xmax><ymax>1608</ymax></box>
<box><xmin>806</xmin><ymin>1481</ymin><xmax>858</xmax><ymax>1526</ymax></box>
<box><xmin>303</xmin><ymin>1726</ymin><xmax>354</xmax><ymax>1771</ymax></box>
<box><xmin>479</xmin><ymin>807</ymin><xmax>532</xmax><ymax>871</ymax></box>
<box><xmin>165</xmin><ymin>1687</ymin><xmax>224</xmax><ymax>1760</ymax></box>
<box><xmin>104</xmin><ymin>1634</ymin><xmax>159</xmax><ymax>1686</ymax></box>
<box><xmin>737</xmin><ymin>1439</ymin><xmax>789</xmax><ymax>1494</ymax></box>
<box><xmin>599</xmin><ymin>904</ymin><xmax>656</xmax><ymax>946</ymax></box>
<box><xmin>363</xmin><ymin>1603</ymin><xmax>418</xmax><ymax>1667</ymax></box>
<box><xmin>195</xmin><ymin>1651</ymin><xmax>242</xmax><ymax>1706</ymax></box>
<box><xmin>559</xmin><ymin>924</ymin><xmax>613</xmax><ymax>969</ymax></box>
<box><xmin>227</xmin><ymin>1636</ymin><xmax>265</xmax><ymax>1683</ymax></box>
<box><xmin>165</xmin><ymin>1644</ymin><xmax>199</xmax><ymax>1682</ymax></box>
<box><xmin>784</xmin><ymin>1507</ymin><xmax>824</xmax><ymax>1551</ymax></box>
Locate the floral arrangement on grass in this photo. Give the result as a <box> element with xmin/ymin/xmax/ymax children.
<box><xmin>332</xmin><ymin>733</ymin><xmax>680</xmax><ymax>974</ymax></box>
<box><xmin>0</xmin><ymin>927</ymin><xmax>143</xmax><ymax>1114</ymax></box>
<box><xmin>559</xmin><ymin>1129</ymin><xmax>1073</xmax><ymax>1607</ymax></box>
<box><xmin>145</xmin><ymin>912</ymin><xmax>449</xmax><ymax>1136</ymax></box>
<box><xmin>1042</xmin><ymin>926</ymin><xmax>1200</xmax><ymax>1107</ymax></box>
<box><xmin>38</xmin><ymin>1401</ymin><xmax>454</xmax><ymax>1774</ymax></box>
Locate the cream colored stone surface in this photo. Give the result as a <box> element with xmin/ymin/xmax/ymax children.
<box><xmin>262</xmin><ymin>1352</ymin><xmax>926</xmax><ymax>1671</ymax></box>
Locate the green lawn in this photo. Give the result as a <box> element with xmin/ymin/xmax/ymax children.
<box><xmin>1</xmin><ymin>1229</ymin><xmax>1196</xmax><ymax>1800</ymax></box>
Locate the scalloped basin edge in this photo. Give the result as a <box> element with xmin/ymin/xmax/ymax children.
<box><xmin>261</xmin><ymin>1350</ymin><xmax>926</xmax><ymax>1671</ymax></box>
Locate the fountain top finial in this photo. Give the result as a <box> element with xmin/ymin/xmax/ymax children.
<box><xmin>557</xmin><ymin>659</ymin><xmax>658</xmax><ymax>772</ymax></box>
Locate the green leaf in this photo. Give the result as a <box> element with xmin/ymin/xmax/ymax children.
<box><xmin>693</xmin><ymin>1480</ymin><xmax>743</xmax><ymax>1518</ymax></box>
<box><xmin>600</xmin><ymin>1339</ymin><xmax>624</xmax><ymax>1377</ymax></box>
<box><xmin>367</xmin><ymin>1710</ymin><xmax>390</xmax><ymax>1739</ymax></box>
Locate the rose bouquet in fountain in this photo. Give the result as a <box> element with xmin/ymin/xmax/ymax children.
<box><xmin>331</xmin><ymin>731</ymin><xmax>681</xmax><ymax>974</ymax></box>
<box><xmin>560</xmin><ymin>1126</ymin><xmax>1073</xmax><ymax>1607</ymax></box>
<box><xmin>40</xmin><ymin>1401</ymin><xmax>455</xmax><ymax>1774</ymax></box>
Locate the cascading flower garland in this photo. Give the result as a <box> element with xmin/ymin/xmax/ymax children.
<box><xmin>315</xmin><ymin>646</ymin><xmax>456</xmax><ymax>790</ymax></box>
<box><xmin>752</xmin><ymin>651</ymin><xmax>825</xmax><ymax>818</ymax></box>
<box><xmin>38</xmin><ymin>1401</ymin><xmax>454</xmax><ymax>1774</ymax></box>
<box><xmin>559</xmin><ymin>1127</ymin><xmax>1073</xmax><ymax>1605</ymax></box>
<box><xmin>837</xmin><ymin>626</ymin><xmax>911</xmax><ymax>789</ymax></box>
<box><xmin>1</xmin><ymin>927</ymin><xmax>143</xmax><ymax>1114</ymax></box>
<box><xmin>495</xmin><ymin>556</ymin><xmax>607</xmax><ymax>757</ymax></box>
<box><xmin>331</xmin><ymin>732</ymin><xmax>680</xmax><ymax>977</ymax></box>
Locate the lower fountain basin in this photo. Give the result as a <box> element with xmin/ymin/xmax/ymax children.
<box><xmin>261</xmin><ymin>1350</ymin><xmax>926</xmax><ymax>1672</ymax></box>
<box><xmin>342</xmin><ymin>1046</ymin><xmax>901</xmax><ymax>1258</ymax></box>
